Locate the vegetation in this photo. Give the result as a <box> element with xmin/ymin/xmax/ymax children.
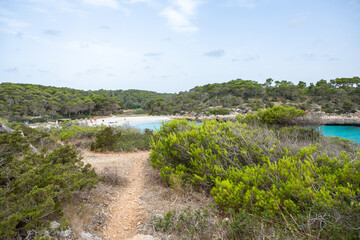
<box><xmin>89</xmin><ymin>126</ymin><xmax>153</xmax><ymax>152</ymax></box>
<box><xmin>237</xmin><ymin>105</ymin><xmax>306</xmax><ymax>125</ymax></box>
<box><xmin>144</xmin><ymin>77</ymin><xmax>360</xmax><ymax>115</ymax></box>
<box><xmin>1</xmin><ymin>77</ymin><xmax>359</xmax><ymax>119</ymax></box>
<box><xmin>0</xmin><ymin>130</ymin><xmax>98</xmax><ymax>238</ymax></box>
<box><xmin>150</xmin><ymin>117</ymin><xmax>360</xmax><ymax>239</ymax></box>
<box><xmin>0</xmin><ymin>83</ymin><xmax>171</xmax><ymax>118</ymax></box>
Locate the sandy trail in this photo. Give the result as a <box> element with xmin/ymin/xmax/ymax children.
<box><xmin>82</xmin><ymin>151</ymin><xmax>150</xmax><ymax>240</ymax></box>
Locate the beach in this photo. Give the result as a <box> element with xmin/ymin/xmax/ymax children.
<box><xmin>86</xmin><ymin>115</ymin><xmax>173</xmax><ymax>127</ymax></box>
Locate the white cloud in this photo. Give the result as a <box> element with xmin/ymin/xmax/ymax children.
<box><xmin>82</xmin><ymin>0</ymin><xmax>120</xmax><ymax>9</ymax></box>
<box><xmin>161</xmin><ymin>0</ymin><xmax>201</xmax><ymax>32</ymax></box>
<box><xmin>175</xmin><ymin>0</ymin><xmax>199</xmax><ymax>15</ymax></box>
<box><xmin>0</xmin><ymin>18</ymin><xmax>29</xmax><ymax>29</ymax></box>
<box><xmin>229</xmin><ymin>0</ymin><xmax>257</xmax><ymax>8</ymax></box>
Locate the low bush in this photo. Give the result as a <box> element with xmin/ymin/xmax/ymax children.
<box><xmin>50</xmin><ymin>122</ymin><xmax>102</xmax><ymax>142</ymax></box>
<box><xmin>0</xmin><ymin>131</ymin><xmax>98</xmax><ymax>238</ymax></box>
<box><xmin>237</xmin><ymin>105</ymin><xmax>306</xmax><ymax>126</ymax></box>
<box><xmin>209</xmin><ymin>108</ymin><xmax>231</xmax><ymax>115</ymax></box>
<box><xmin>90</xmin><ymin>126</ymin><xmax>120</xmax><ymax>151</ymax></box>
<box><xmin>150</xmin><ymin>119</ymin><xmax>360</xmax><ymax>239</ymax></box>
<box><xmin>90</xmin><ymin>126</ymin><xmax>153</xmax><ymax>152</ymax></box>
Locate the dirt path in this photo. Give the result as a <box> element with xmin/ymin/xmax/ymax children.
<box><xmin>82</xmin><ymin>151</ymin><xmax>150</xmax><ymax>240</ymax></box>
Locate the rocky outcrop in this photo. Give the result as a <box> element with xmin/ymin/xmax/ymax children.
<box><xmin>295</xmin><ymin>113</ymin><xmax>360</xmax><ymax>126</ymax></box>
<box><xmin>320</xmin><ymin>116</ymin><xmax>360</xmax><ymax>126</ymax></box>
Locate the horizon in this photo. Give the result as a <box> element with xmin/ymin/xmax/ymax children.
<box><xmin>1</xmin><ymin>0</ymin><xmax>359</xmax><ymax>93</ymax></box>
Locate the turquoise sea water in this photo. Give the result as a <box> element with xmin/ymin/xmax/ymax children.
<box><xmin>123</xmin><ymin>121</ymin><xmax>167</xmax><ymax>131</ymax></box>
<box><xmin>319</xmin><ymin>125</ymin><xmax>360</xmax><ymax>143</ymax></box>
<box><xmin>126</xmin><ymin>121</ymin><xmax>360</xmax><ymax>144</ymax></box>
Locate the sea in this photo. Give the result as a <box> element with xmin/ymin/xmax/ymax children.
<box><xmin>319</xmin><ymin>125</ymin><xmax>360</xmax><ymax>143</ymax></box>
<box><xmin>126</xmin><ymin>121</ymin><xmax>360</xmax><ymax>144</ymax></box>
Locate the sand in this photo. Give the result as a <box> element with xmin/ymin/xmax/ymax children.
<box><xmin>83</xmin><ymin>115</ymin><xmax>173</xmax><ymax>127</ymax></box>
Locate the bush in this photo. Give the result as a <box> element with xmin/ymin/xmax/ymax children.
<box><xmin>90</xmin><ymin>126</ymin><xmax>153</xmax><ymax>152</ymax></box>
<box><xmin>0</xmin><ymin>131</ymin><xmax>98</xmax><ymax>238</ymax></box>
<box><xmin>90</xmin><ymin>126</ymin><xmax>120</xmax><ymax>151</ymax></box>
<box><xmin>209</xmin><ymin>108</ymin><xmax>231</xmax><ymax>115</ymax></box>
<box><xmin>50</xmin><ymin>122</ymin><xmax>102</xmax><ymax>142</ymax></box>
<box><xmin>257</xmin><ymin>105</ymin><xmax>306</xmax><ymax>125</ymax></box>
<box><xmin>150</xmin><ymin>119</ymin><xmax>360</xmax><ymax>239</ymax></box>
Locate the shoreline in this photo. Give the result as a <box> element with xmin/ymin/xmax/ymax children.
<box><xmin>86</xmin><ymin>115</ymin><xmax>174</xmax><ymax>126</ymax></box>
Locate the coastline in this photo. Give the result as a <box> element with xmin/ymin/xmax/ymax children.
<box><xmin>86</xmin><ymin>115</ymin><xmax>174</xmax><ymax>127</ymax></box>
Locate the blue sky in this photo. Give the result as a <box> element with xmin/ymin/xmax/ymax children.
<box><xmin>0</xmin><ymin>0</ymin><xmax>359</xmax><ymax>93</ymax></box>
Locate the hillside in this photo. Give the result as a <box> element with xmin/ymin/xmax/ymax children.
<box><xmin>1</xmin><ymin>77</ymin><xmax>359</xmax><ymax>119</ymax></box>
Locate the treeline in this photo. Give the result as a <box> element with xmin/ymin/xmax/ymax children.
<box><xmin>144</xmin><ymin>77</ymin><xmax>360</xmax><ymax>115</ymax></box>
<box><xmin>1</xmin><ymin>77</ymin><xmax>359</xmax><ymax>118</ymax></box>
<box><xmin>0</xmin><ymin>83</ymin><xmax>171</xmax><ymax>118</ymax></box>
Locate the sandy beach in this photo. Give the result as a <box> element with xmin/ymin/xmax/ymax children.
<box><xmin>86</xmin><ymin>115</ymin><xmax>173</xmax><ymax>127</ymax></box>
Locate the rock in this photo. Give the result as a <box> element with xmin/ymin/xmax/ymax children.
<box><xmin>127</xmin><ymin>234</ymin><xmax>156</xmax><ymax>240</ymax></box>
<box><xmin>81</xmin><ymin>231</ymin><xmax>101</xmax><ymax>240</ymax></box>
<box><xmin>59</xmin><ymin>229</ymin><xmax>72</xmax><ymax>237</ymax></box>
<box><xmin>50</xmin><ymin>221</ymin><xmax>61</xmax><ymax>230</ymax></box>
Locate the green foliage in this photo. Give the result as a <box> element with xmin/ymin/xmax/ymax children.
<box><xmin>0</xmin><ymin>131</ymin><xmax>98</xmax><ymax>238</ymax></box>
<box><xmin>49</xmin><ymin>122</ymin><xmax>102</xmax><ymax>142</ymax></box>
<box><xmin>211</xmin><ymin>149</ymin><xmax>360</xmax><ymax>239</ymax></box>
<box><xmin>90</xmin><ymin>126</ymin><xmax>152</xmax><ymax>152</ymax></box>
<box><xmin>209</xmin><ymin>108</ymin><xmax>231</xmax><ymax>115</ymax></box>
<box><xmin>257</xmin><ymin>105</ymin><xmax>306</xmax><ymax>125</ymax></box>
<box><xmin>90</xmin><ymin>126</ymin><xmax>120</xmax><ymax>151</ymax></box>
<box><xmin>0</xmin><ymin>83</ymin><xmax>171</xmax><ymax>118</ymax></box>
<box><xmin>15</xmin><ymin>125</ymin><xmax>58</xmax><ymax>152</ymax></box>
<box><xmin>1</xmin><ymin>77</ymin><xmax>360</xmax><ymax>117</ymax></box>
<box><xmin>150</xmin><ymin>119</ymin><xmax>360</xmax><ymax>239</ymax></box>
<box><xmin>114</xmin><ymin>127</ymin><xmax>153</xmax><ymax>152</ymax></box>
<box><xmin>134</xmin><ymin>108</ymin><xmax>146</xmax><ymax>114</ymax></box>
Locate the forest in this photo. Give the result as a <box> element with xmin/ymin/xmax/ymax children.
<box><xmin>0</xmin><ymin>77</ymin><xmax>359</xmax><ymax>120</ymax></box>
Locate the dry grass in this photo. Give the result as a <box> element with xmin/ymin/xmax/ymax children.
<box><xmin>99</xmin><ymin>166</ymin><xmax>129</xmax><ymax>186</ymax></box>
<box><xmin>138</xmin><ymin>160</ymin><xmax>224</xmax><ymax>239</ymax></box>
<box><xmin>63</xmin><ymin>182</ymin><xmax>119</xmax><ymax>239</ymax></box>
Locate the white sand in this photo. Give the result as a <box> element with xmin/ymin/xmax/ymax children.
<box><xmin>86</xmin><ymin>115</ymin><xmax>173</xmax><ymax>126</ymax></box>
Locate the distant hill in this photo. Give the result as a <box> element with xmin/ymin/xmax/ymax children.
<box><xmin>0</xmin><ymin>83</ymin><xmax>172</xmax><ymax>118</ymax></box>
<box><xmin>143</xmin><ymin>77</ymin><xmax>360</xmax><ymax>115</ymax></box>
<box><xmin>1</xmin><ymin>77</ymin><xmax>359</xmax><ymax>118</ymax></box>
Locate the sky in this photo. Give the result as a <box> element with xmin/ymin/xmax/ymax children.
<box><xmin>0</xmin><ymin>0</ymin><xmax>359</xmax><ymax>93</ymax></box>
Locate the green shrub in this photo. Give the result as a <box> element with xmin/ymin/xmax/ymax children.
<box><xmin>114</xmin><ymin>128</ymin><xmax>152</xmax><ymax>152</ymax></box>
<box><xmin>150</xmin><ymin>119</ymin><xmax>360</xmax><ymax>239</ymax></box>
<box><xmin>134</xmin><ymin>108</ymin><xmax>146</xmax><ymax>114</ymax></box>
<box><xmin>90</xmin><ymin>126</ymin><xmax>120</xmax><ymax>151</ymax></box>
<box><xmin>50</xmin><ymin>122</ymin><xmax>102</xmax><ymax>142</ymax></box>
<box><xmin>209</xmin><ymin>108</ymin><xmax>231</xmax><ymax>115</ymax></box>
<box><xmin>0</xmin><ymin>131</ymin><xmax>98</xmax><ymax>238</ymax></box>
<box><xmin>211</xmin><ymin>148</ymin><xmax>360</xmax><ymax>239</ymax></box>
<box><xmin>90</xmin><ymin>126</ymin><xmax>152</xmax><ymax>152</ymax></box>
<box><xmin>257</xmin><ymin>105</ymin><xmax>306</xmax><ymax>125</ymax></box>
